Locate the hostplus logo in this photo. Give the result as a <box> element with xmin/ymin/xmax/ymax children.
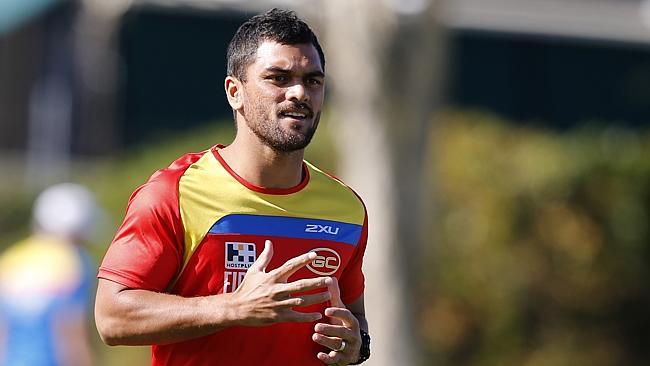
<box><xmin>225</xmin><ymin>242</ymin><xmax>256</xmax><ymax>270</ymax></box>
<box><xmin>224</xmin><ymin>242</ymin><xmax>256</xmax><ymax>293</ymax></box>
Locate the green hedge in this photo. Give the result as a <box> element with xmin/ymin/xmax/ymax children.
<box><xmin>420</xmin><ymin>110</ymin><xmax>650</xmax><ymax>366</ymax></box>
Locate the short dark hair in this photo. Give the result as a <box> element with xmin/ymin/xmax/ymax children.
<box><xmin>226</xmin><ymin>8</ymin><xmax>325</xmax><ymax>82</ymax></box>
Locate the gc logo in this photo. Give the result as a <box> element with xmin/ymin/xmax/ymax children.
<box><xmin>306</xmin><ymin>248</ymin><xmax>341</xmax><ymax>276</ymax></box>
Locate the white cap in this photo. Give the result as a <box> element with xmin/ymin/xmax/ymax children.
<box><xmin>32</xmin><ymin>183</ymin><xmax>99</xmax><ymax>241</ymax></box>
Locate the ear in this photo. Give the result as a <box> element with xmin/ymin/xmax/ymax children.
<box><xmin>224</xmin><ymin>76</ymin><xmax>244</xmax><ymax>110</ymax></box>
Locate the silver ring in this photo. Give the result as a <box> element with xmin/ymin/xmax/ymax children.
<box><xmin>335</xmin><ymin>340</ymin><xmax>346</xmax><ymax>352</ymax></box>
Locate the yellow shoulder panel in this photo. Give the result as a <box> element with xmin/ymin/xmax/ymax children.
<box><xmin>178</xmin><ymin>151</ymin><xmax>366</xmax><ymax>272</ymax></box>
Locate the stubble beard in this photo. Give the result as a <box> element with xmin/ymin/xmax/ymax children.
<box><xmin>245</xmin><ymin>105</ymin><xmax>319</xmax><ymax>153</ymax></box>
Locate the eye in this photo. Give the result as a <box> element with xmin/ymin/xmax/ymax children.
<box><xmin>268</xmin><ymin>75</ymin><xmax>288</xmax><ymax>83</ymax></box>
<box><xmin>306</xmin><ymin>78</ymin><xmax>323</xmax><ymax>86</ymax></box>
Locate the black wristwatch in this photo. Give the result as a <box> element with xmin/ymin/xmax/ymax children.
<box><xmin>350</xmin><ymin>330</ymin><xmax>371</xmax><ymax>364</ymax></box>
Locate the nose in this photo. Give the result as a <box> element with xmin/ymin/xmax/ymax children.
<box><xmin>285</xmin><ymin>83</ymin><xmax>309</xmax><ymax>103</ymax></box>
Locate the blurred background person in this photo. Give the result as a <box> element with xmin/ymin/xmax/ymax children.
<box><xmin>0</xmin><ymin>183</ymin><xmax>100</xmax><ymax>366</ymax></box>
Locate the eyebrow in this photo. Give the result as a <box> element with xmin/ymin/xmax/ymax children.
<box><xmin>305</xmin><ymin>70</ymin><xmax>325</xmax><ymax>79</ymax></box>
<box><xmin>264</xmin><ymin>66</ymin><xmax>324</xmax><ymax>78</ymax></box>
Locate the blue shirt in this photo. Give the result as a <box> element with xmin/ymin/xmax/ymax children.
<box><xmin>0</xmin><ymin>235</ymin><xmax>94</xmax><ymax>366</ymax></box>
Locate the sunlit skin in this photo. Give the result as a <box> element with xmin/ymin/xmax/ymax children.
<box><xmin>221</xmin><ymin>41</ymin><xmax>325</xmax><ymax>190</ymax></box>
<box><xmin>241</xmin><ymin>41</ymin><xmax>324</xmax><ymax>152</ymax></box>
<box><xmin>94</xmin><ymin>40</ymin><xmax>366</xmax><ymax>366</ymax></box>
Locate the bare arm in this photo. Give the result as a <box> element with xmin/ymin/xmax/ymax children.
<box><xmin>95</xmin><ymin>280</ymin><xmax>232</xmax><ymax>345</ymax></box>
<box><xmin>95</xmin><ymin>240</ymin><xmax>332</xmax><ymax>346</ymax></box>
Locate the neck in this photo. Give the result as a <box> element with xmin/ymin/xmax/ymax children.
<box><xmin>219</xmin><ymin>131</ymin><xmax>305</xmax><ymax>190</ymax></box>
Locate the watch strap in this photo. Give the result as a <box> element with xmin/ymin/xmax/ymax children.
<box><xmin>350</xmin><ymin>330</ymin><xmax>370</xmax><ymax>364</ymax></box>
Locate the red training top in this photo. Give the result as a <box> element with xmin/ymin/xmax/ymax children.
<box><xmin>98</xmin><ymin>146</ymin><xmax>368</xmax><ymax>366</ymax></box>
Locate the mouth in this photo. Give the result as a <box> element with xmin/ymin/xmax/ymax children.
<box><xmin>280</xmin><ymin>111</ymin><xmax>308</xmax><ymax>119</ymax></box>
<box><xmin>278</xmin><ymin>107</ymin><xmax>312</xmax><ymax>121</ymax></box>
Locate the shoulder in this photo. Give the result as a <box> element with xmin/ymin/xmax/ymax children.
<box><xmin>305</xmin><ymin>161</ymin><xmax>365</xmax><ymax>201</ymax></box>
<box><xmin>128</xmin><ymin>150</ymin><xmax>210</xmax><ymax>208</ymax></box>
<box><xmin>144</xmin><ymin>150</ymin><xmax>208</xmax><ymax>191</ymax></box>
<box><xmin>304</xmin><ymin>161</ymin><xmax>367</xmax><ymax>217</ymax></box>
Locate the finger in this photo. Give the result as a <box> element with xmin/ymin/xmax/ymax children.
<box><xmin>282</xmin><ymin>310</ymin><xmax>323</xmax><ymax>323</ymax></box>
<box><xmin>277</xmin><ymin>291</ymin><xmax>331</xmax><ymax>308</ymax></box>
<box><xmin>249</xmin><ymin>240</ymin><xmax>273</xmax><ymax>272</ymax></box>
<box><xmin>277</xmin><ymin>277</ymin><xmax>332</xmax><ymax>295</ymax></box>
<box><xmin>312</xmin><ymin>332</ymin><xmax>345</xmax><ymax>352</ymax></box>
<box><xmin>270</xmin><ymin>251</ymin><xmax>318</xmax><ymax>280</ymax></box>
<box><xmin>317</xmin><ymin>350</ymin><xmax>344</xmax><ymax>364</ymax></box>
<box><xmin>314</xmin><ymin>323</ymin><xmax>355</xmax><ymax>340</ymax></box>
<box><xmin>325</xmin><ymin>307</ymin><xmax>359</xmax><ymax>329</ymax></box>
<box><xmin>327</xmin><ymin>276</ymin><xmax>345</xmax><ymax>308</ymax></box>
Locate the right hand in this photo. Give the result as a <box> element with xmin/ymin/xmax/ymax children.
<box><xmin>229</xmin><ymin>240</ymin><xmax>332</xmax><ymax>326</ymax></box>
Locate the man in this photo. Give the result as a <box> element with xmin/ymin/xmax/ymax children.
<box><xmin>95</xmin><ymin>8</ymin><xmax>371</xmax><ymax>366</ymax></box>
<box><xmin>0</xmin><ymin>183</ymin><xmax>98</xmax><ymax>366</ymax></box>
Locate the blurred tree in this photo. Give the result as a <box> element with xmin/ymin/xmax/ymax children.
<box><xmin>321</xmin><ymin>1</ymin><xmax>447</xmax><ymax>364</ymax></box>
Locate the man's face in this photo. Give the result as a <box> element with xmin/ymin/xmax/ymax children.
<box><xmin>239</xmin><ymin>40</ymin><xmax>325</xmax><ymax>152</ymax></box>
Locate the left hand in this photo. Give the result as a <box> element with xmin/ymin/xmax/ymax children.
<box><xmin>312</xmin><ymin>277</ymin><xmax>361</xmax><ymax>365</ymax></box>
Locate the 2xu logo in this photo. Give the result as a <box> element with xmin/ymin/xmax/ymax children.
<box><xmin>305</xmin><ymin>224</ymin><xmax>340</xmax><ymax>235</ymax></box>
<box><xmin>306</xmin><ymin>248</ymin><xmax>341</xmax><ymax>276</ymax></box>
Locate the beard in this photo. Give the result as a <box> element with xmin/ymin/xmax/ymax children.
<box><xmin>244</xmin><ymin>103</ymin><xmax>320</xmax><ymax>153</ymax></box>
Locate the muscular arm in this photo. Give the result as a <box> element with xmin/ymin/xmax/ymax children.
<box><xmin>95</xmin><ymin>279</ymin><xmax>234</xmax><ymax>345</ymax></box>
<box><xmin>95</xmin><ymin>241</ymin><xmax>332</xmax><ymax>346</ymax></box>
